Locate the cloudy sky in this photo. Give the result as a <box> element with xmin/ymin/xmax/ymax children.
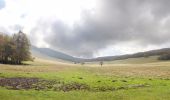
<box><xmin>0</xmin><ymin>0</ymin><xmax>170</xmax><ymax>58</ymax></box>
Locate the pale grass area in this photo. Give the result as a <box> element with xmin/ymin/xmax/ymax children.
<box><xmin>0</xmin><ymin>57</ymin><xmax>170</xmax><ymax>78</ymax></box>
<box><xmin>84</xmin><ymin>61</ymin><xmax>170</xmax><ymax>78</ymax></box>
<box><xmin>1</xmin><ymin>57</ymin><xmax>170</xmax><ymax>100</ymax></box>
<box><xmin>82</xmin><ymin>56</ymin><xmax>170</xmax><ymax>77</ymax></box>
<box><xmin>0</xmin><ymin>58</ymin><xmax>77</xmax><ymax>73</ymax></box>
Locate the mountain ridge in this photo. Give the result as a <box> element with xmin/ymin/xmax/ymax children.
<box><xmin>31</xmin><ymin>46</ymin><xmax>170</xmax><ymax>62</ymax></box>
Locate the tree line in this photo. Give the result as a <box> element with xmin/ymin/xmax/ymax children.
<box><xmin>0</xmin><ymin>31</ymin><xmax>32</xmax><ymax>64</ymax></box>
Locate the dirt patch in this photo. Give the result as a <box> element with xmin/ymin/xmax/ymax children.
<box><xmin>0</xmin><ymin>78</ymin><xmax>39</xmax><ymax>90</ymax></box>
<box><xmin>0</xmin><ymin>77</ymin><xmax>89</xmax><ymax>91</ymax></box>
<box><xmin>54</xmin><ymin>82</ymin><xmax>90</xmax><ymax>92</ymax></box>
<box><xmin>0</xmin><ymin>77</ymin><xmax>150</xmax><ymax>92</ymax></box>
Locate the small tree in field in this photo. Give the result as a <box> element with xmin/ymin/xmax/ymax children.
<box><xmin>100</xmin><ymin>61</ymin><xmax>103</xmax><ymax>67</ymax></box>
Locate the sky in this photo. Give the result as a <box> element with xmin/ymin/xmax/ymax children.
<box><xmin>0</xmin><ymin>0</ymin><xmax>170</xmax><ymax>58</ymax></box>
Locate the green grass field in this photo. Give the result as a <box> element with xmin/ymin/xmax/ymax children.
<box><xmin>1</xmin><ymin>57</ymin><xmax>170</xmax><ymax>100</ymax></box>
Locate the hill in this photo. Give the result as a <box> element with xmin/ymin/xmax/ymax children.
<box><xmin>31</xmin><ymin>46</ymin><xmax>82</xmax><ymax>62</ymax></box>
<box><xmin>85</xmin><ymin>48</ymin><xmax>170</xmax><ymax>62</ymax></box>
<box><xmin>31</xmin><ymin>46</ymin><xmax>170</xmax><ymax>62</ymax></box>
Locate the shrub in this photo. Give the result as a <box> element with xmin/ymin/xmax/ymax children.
<box><xmin>158</xmin><ymin>54</ymin><xmax>170</xmax><ymax>60</ymax></box>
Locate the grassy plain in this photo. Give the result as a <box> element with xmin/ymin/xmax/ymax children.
<box><xmin>0</xmin><ymin>57</ymin><xmax>170</xmax><ymax>100</ymax></box>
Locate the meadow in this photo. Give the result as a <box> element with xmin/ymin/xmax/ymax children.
<box><xmin>0</xmin><ymin>57</ymin><xmax>170</xmax><ymax>100</ymax></box>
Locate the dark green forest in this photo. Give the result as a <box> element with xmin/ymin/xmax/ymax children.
<box><xmin>0</xmin><ymin>31</ymin><xmax>32</xmax><ymax>64</ymax></box>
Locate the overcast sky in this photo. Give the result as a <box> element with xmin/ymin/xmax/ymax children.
<box><xmin>0</xmin><ymin>0</ymin><xmax>170</xmax><ymax>58</ymax></box>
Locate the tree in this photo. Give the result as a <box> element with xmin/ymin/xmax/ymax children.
<box><xmin>12</xmin><ymin>31</ymin><xmax>32</xmax><ymax>64</ymax></box>
<box><xmin>100</xmin><ymin>61</ymin><xmax>103</xmax><ymax>67</ymax></box>
<box><xmin>0</xmin><ymin>34</ymin><xmax>4</xmax><ymax>63</ymax></box>
<box><xmin>3</xmin><ymin>35</ymin><xmax>13</xmax><ymax>63</ymax></box>
<box><xmin>0</xmin><ymin>31</ymin><xmax>32</xmax><ymax>64</ymax></box>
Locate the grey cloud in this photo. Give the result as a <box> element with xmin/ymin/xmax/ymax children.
<box><xmin>32</xmin><ymin>0</ymin><xmax>170</xmax><ymax>57</ymax></box>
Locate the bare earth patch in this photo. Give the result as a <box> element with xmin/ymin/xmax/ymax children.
<box><xmin>0</xmin><ymin>77</ymin><xmax>89</xmax><ymax>91</ymax></box>
<box><xmin>0</xmin><ymin>78</ymin><xmax>39</xmax><ymax>90</ymax></box>
<box><xmin>0</xmin><ymin>77</ymin><xmax>150</xmax><ymax>92</ymax></box>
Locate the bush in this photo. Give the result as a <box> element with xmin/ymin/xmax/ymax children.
<box><xmin>158</xmin><ymin>54</ymin><xmax>170</xmax><ymax>60</ymax></box>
